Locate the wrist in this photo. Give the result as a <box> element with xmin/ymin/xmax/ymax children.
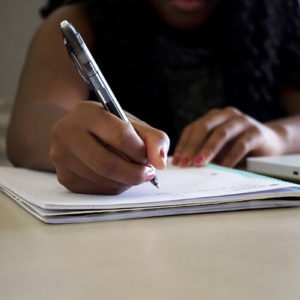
<box><xmin>266</xmin><ymin>122</ymin><xmax>289</xmax><ymax>155</ymax></box>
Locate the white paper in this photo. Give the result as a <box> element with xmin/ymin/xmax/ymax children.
<box><xmin>0</xmin><ymin>164</ymin><xmax>299</xmax><ymax>211</ymax></box>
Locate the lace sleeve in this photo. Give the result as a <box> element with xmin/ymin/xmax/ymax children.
<box><xmin>280</xmin><ymin>1</ymin><xmax>300</xmax><ymax>89</ymax></box>
<box><xmin>40</xmin><ymin>0</ymin><xmax>83</xmax><ymax>18</ymax></box>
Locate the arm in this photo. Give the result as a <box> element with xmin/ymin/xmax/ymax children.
<box><xmin>172</xmin><ymin>88</ymin><xmax>300</xmax><ymax>168</ymax></box>
<box><xmin>6</xmin><ymin>4</ymin><xmax>169</xmax><ymax>194</ymax></box>
<box><xmin>266</xmin><ymin>88</ymin><xmax>300</xmax><ymax>154</ymax></box>
<box><xmin>7</xmin><ymin>4</ymin><xmax>92</xmax><ymax>170</ymax></box>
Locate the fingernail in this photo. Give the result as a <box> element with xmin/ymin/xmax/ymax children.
<box><xmin>172</xmin><ymin>155</ymin><xmax>180</xmax><ymax>165</ymax></box>
<box><xmin>160</xmin><ymin>148</ymin><xmax>168</xmax><ymax>167</ymax></box>
<box><xmin>160</xmin><ymin>148</ymin><xmax>166</xmax><ymax>159</ymax></box>
<box><xmin>144</xmin><ymin>162</ymin><xmax>151</xmax><ymax>167</ymax></box>
<box><xmin>194</xmin><ymin>154</ymin><xmax>205</xmax><ymax>166</ymax></box>
<box><xmin>179</xmin><ymin>156</ymin><xmax>190</xmax><ymax>167</ymax></box>
<box><xmin>145</xmin><ymin>172</ymin><xmax>155</xmax><ymax>182</ymax></box>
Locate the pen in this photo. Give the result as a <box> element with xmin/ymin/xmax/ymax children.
<box><xmin>60</xmin><ymin>20</ymin><xmax>159</xmax><ymax>188</ymax></box>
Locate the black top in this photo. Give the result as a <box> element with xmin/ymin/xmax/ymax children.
<box><xmin>41</xmin><ymin>0</ymin><xmax>300</xmax><ymax>152</ymax></box>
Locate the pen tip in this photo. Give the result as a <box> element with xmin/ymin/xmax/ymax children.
<box><xmin>150</xmin><ymin>178</ymin><xmax>159</xmax><ymax>189</ymax></box>
<box><xmin>150</xmin><ymin>174</ymin><xmax>159</xmax><ymax>189</ymax></box>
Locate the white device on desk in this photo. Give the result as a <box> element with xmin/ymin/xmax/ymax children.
<box><xmin>247</xmin><ymin>154</ymin><xmax>300</xmax><ymax>182</ymax></box>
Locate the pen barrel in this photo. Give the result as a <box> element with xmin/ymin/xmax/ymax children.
<box><xmin>105</xmin><ymin>101</ymin><xmax>129</xmax><ymax>123</ymax></box>
<box><xmin>88</xmin><ymin>72</ymin><xmax>129</xmax><ymax>124</ymax></box>
<box><xmin>61</xmin><ymin>21</ymin><xmax>158</xmax><ymax>189</ymax></box>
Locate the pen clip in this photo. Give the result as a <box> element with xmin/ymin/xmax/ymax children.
<box><xmin>64</xmin><ymin>39</ymin><xmax>92</xmax><ymax>89</ymax></box>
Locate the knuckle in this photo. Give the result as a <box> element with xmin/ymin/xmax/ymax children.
<box><xmin>123</xmin><ymin>165</ymin><xmax>148</xmax><ymax>186</ymax></box>
<box><xmin>65</xmin><ymin>184</ymin><xmax>80</xmax><ymax>194</ymax></box>
<box><xmin>196</xmin><ymin>120</ymin><xmax>210</xmax><ymax>133</ymax></box>
<box><xmin>207</xmin><ymin>108</ymin><xmax>220</xmax><ymax>115</ymax></box>
<box><xmin>202</xmin><ymin>122</ymin><xmax>211</xmax><ymax>133</ymax></box>
<box><xmin>49</xmin><ymin>146</ymin><xmax>62</xmax><ymax>162</ymax></box>
<box><xmin>225</xmin><ymin>106</ymin><xmax>241</xmax><ymax>115</ymax></box>
<box><xmin>249</xmin><ymin>124</ymin><xmax>261</xmax><ymax>135</ymax></box>
<box><xmin>99</xmin><ymin>185</ymin><xmax>129</xmax><ymax>195</ymax></box>
<box><xmin>237</xmin><ymin>114</ymin><xmax>251</xmax><ymax>124</ymax></box>
<box><xmin>151</xmin><ymin>128</ymin><xmax>170</xmax><ymax>150</ymax></box>
<box><xmin>123</xmin><ymin>166</ymin><xmax>155</xmax><ymax>186</ymax></box>
<box><xmin>130</xmin><ymin>171</ymin><xmax>146</xmax><ymax>186</ymax></box>
<box><xmin>235</xmin><ymin>140</ymin><xmax>248</xmax><ymax>154</ymax></box>
<box><xmin>51</xmin><ymin>121</ymin><xmax>62</xmax><ymax>139</ymax></box>
<box><xmin>204</xmin><ymin>143</ymin><xmax>218</xmax><ymax>154</ymax></box>
<box><xmin>56</xmin><ymin>172</ymin><xmax>74</xmax><ymax>190</ymax></box>
<box><xmin>94</xmin><ymin>179</ymin><xmax>130</xmax><ymax>195</ymax></box>
<box><xmin>113</xmin><ymin>123</ymin><xmax>132</xmax><ymax>147</ymax></box>
<box><xmin>215</xmin><ymin>127</ymin><xmax>229</xmax><ymax>140</ymax></box>
<box><xmin>49</xmin><ymin>141</ymin><xmax>68</xmax><ymax>163</ymax></box>
<box><xmin>157</xmin><ymin>129</ymin><xmax>170</xmax><ymax>145</ymax></box>
<box><xmin>51</xmin><ymin>118</ymin><xmax>73</xmax><ymax>143</ymax></box>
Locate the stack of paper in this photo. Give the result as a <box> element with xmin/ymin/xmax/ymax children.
<box><xmin>0</xmin><ymin>163</ymin><xmax>300</xmax><ymax>223</ymax></box>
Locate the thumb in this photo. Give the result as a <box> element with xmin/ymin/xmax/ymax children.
<box><xmin>133</xmin><ymin>121</ymin><xmax>170</xmax><ymax>170</ymax></box>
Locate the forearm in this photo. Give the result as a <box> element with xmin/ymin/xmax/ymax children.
<box><xmin>7</xmin><ymin>101</ymin><xmax>68</xmax><ymax>171</ymax></box>
<box><xmin>266</xmin><ymin>114</ymin><xmax>300</xmax><ymax>154</ymax></box>
<box><xmin>6</xmin><ymin>5</ymin><xmax>93</xmax><ymax>171</ymax></box>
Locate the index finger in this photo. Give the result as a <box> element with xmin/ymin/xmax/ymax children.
<box><xmin>73</xmin><ymin>102</ymin><xmax>147</xmax><ymax>164</ymax></box>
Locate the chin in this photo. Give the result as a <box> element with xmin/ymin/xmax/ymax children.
<box><xmin>164</xmin><ymin>17</ymin><xmax>207</xmax><ymax>29</ymax></box>
<box><xmin>160</xmin><ymin>12</ymin><xmax>209</xmax><ymax>29</ymax></box>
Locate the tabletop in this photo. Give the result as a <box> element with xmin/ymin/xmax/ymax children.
<box><xmin>1</xmin><ymin>191</ymin><xmax>300</xmax><ymax>300</ymax></box>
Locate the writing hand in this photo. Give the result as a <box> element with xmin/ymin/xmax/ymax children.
<box><xmin>173</xmin><ymin>107</ymin><xmax>286</xmax><ymax>168</ymax></box>
<box><xmin>50</xmin><ymin>101</ymin><xmax>169</xmax><ymax>194</ymax></box>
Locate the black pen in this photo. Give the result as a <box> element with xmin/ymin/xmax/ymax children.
<box><xmin>60</xmin><ymin>20</ymin><xmax>159</xmax><ymax>188</ymax></box>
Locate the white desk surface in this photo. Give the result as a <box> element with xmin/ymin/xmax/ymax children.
<box><xmin>1</xmin><ymin>192</ymin><xmax>300</xmax><ymax>300</ymax></box>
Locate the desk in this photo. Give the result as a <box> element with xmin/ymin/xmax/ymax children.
<box><xmin>1</xmin><ymin>192</ymin><xmax>300</xmax><ymax>300</ymax></box>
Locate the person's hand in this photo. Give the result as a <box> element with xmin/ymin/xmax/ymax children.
<box><xmin>172</xmin><ymin>107</ymin><xmax>286</xmax><ymax>168</ymax></box>
<box><xmin>50</xmin><ymin>101</ymin><xmax>169</xmax><ymax>194</ymax></box>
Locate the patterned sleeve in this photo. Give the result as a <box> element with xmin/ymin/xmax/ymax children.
<box><xmin>280</xmin><ymin>1</ymin><xmax>300</xmax><ymax>89</ymax></box>
<box><xmin>40</xmin><ymin>0</ymin><xmax>83</xmax><ymax>18</ymax></box>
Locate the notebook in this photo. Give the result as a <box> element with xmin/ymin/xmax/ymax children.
<box><xmin>1</xmin><ymin>162</ymin><xmax>300</xmax><ymax>223</ymax></box>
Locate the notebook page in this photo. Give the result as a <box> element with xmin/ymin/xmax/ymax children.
<box><xmin>0</xmin><ymin>164</ymin><xmax>299</xmax><ymax>210</ymax></box>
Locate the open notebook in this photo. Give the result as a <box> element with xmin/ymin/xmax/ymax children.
<box><xmin>1</xmin><ymin>162</ymin><xmax>300</xmax><ymax>223</ymax></box>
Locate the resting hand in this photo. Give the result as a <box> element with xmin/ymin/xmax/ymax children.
<box><xmin>173</xmin><ymin>107</ymin><xmax>286</xmax><ymax>168</ymax></box>
<box><xmin>50</xmin><ymin>101</ymin><xmax>169</xmax><ymax>194</ymax></box>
